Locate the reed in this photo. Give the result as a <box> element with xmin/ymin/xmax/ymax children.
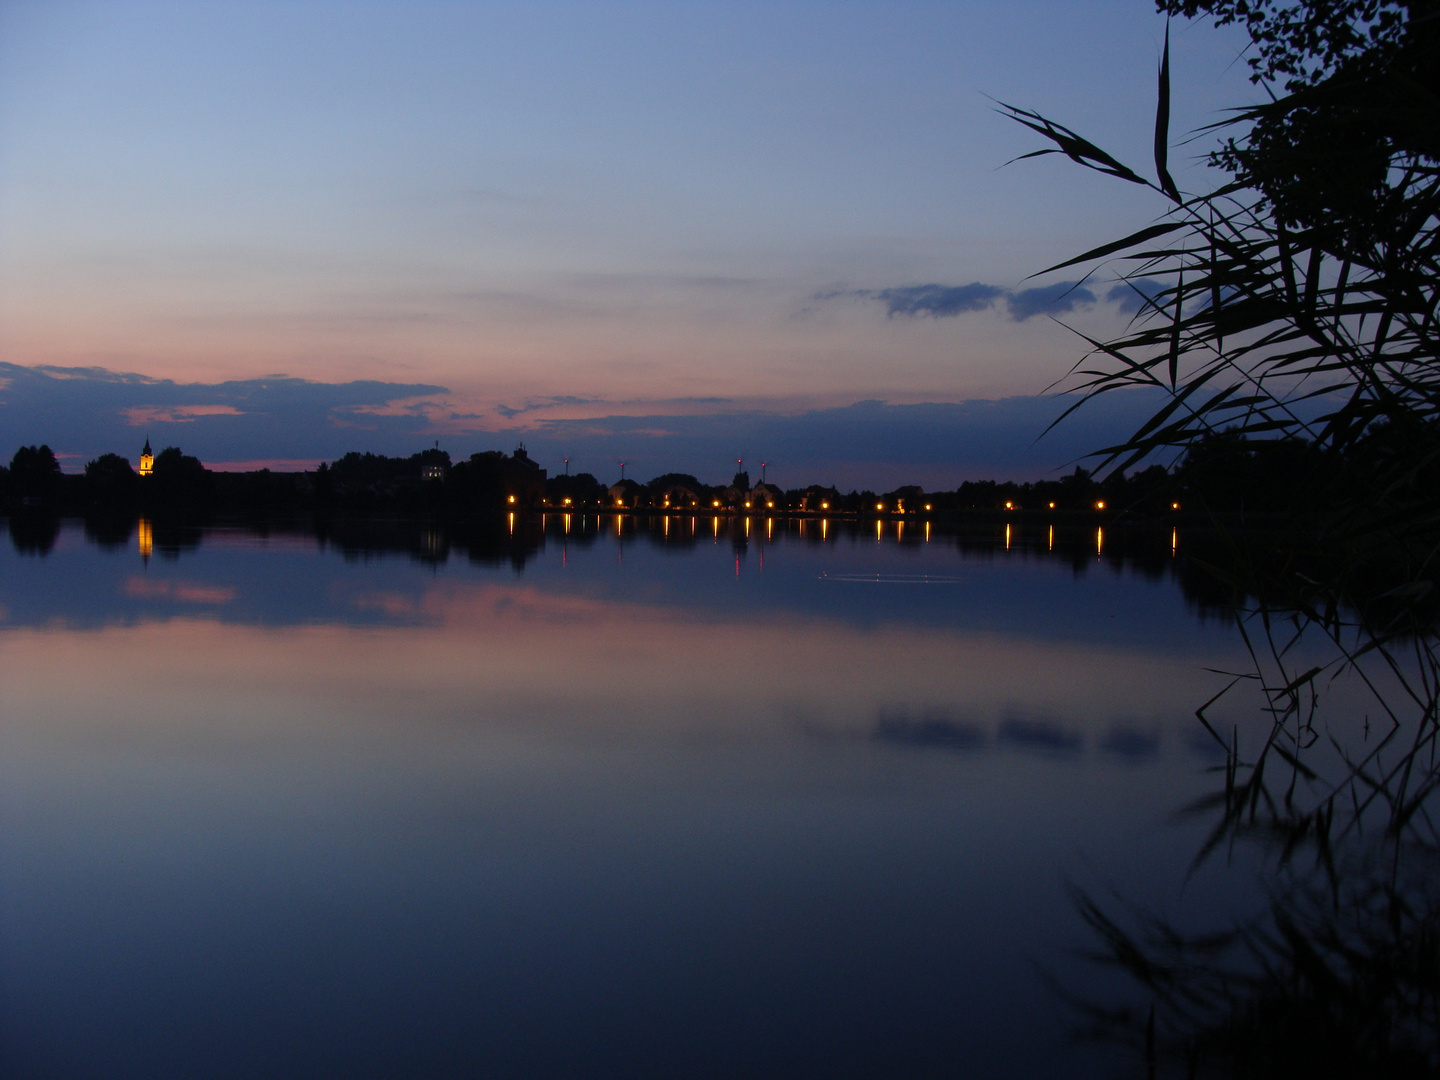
<box><xmin>1012</xmin><ymin>3</ymin><xmax>1440</xmax><ymax>1072</ymax></box>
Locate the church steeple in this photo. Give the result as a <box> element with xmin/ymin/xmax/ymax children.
<box><xmin>138</xmin><ymin>437</ymin><xmax>154</xmax><ymax>477</ymax></box>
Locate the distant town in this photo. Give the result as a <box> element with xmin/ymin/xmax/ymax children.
<box><xmin>0</xmin><ymin>433</ymin><xmax>1315</xmax><ymax>519</ymax></box>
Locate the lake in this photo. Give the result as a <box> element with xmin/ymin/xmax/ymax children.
<box><xmin>0</xmin><ymin>513</ymin><xmax>1275</xmax><ymax>1078</ymax></box>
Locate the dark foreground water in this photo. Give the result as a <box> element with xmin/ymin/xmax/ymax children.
<box><xmin>0</xmin><ymin>514</ymin><xmax>1279</xmax><ymax>1078</ymax></box>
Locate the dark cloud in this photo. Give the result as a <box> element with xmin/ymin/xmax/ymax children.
<box><xmin>830</xmin><ymin>280</ymin><xmax>1111</xmax><ymax>322</ymax></box>
<box><xmin>1105</xmin><ymin>278</ymin><xmax>1167</xmax><ymax>314</ymax></box>
<box><xmin>510</xmin><ymin>389</ymin><xmax>1174</xmax><ymax>489</ymax></box>
<box><xmin>0</xmin><ymin>362</ymin><xmax>446</xmax><ymax>465</ymax></box>
<box><xmin>874</xmin><ymin>283</ymin><xmax>1004</xmax><ymax>318</ymax></box>
<box><xmin>0</xmin><ymin>361</ymin><xmax>1182</xmax><ymax>486</ymax></box>
<box><xmin>1005</xmin><ymin>282</ymin><xmax>1096</xmax><ymax>321</ymax></box>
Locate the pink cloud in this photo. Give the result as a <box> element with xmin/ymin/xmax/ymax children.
<box><xmin>124</xmin><ymin>405</ymin><xmax>243</xmax><ymax>425</ymax></box>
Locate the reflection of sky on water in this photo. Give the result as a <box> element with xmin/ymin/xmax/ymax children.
<box><xmin>0</xmin><ymin>518</ymin><xmax>1264</xmax><ymax>1078</ymax></box>
<box><xmin>2</xmin><ymin>518</ymin><xmax>1231</xmax><ymax>653</ymax></box>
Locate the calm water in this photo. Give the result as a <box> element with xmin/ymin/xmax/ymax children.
<box><xmin>1</xmin><ymin>514</ymin><xmax>1267</xmax><ymax>1078</ymax></box>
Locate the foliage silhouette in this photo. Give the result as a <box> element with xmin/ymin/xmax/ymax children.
<box><xmin>1008</xmin><ymin>2</ymin><xmax>1440</xmax><ymax>1073</ymax></box>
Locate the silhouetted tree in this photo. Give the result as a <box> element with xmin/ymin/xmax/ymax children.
<box><xmin>9</xmin><ymin>445</ymin><xmax>62</xmax><ymax>503</ymax></box>
<box><xmin>85</xmin><ymin>452</ymin><xmax>138</xmax><ymax>505</ymax></box>
<box><xmin>547</xmin><ymin>471</ymin><xmax>605</xmax><ymax>506</ymax></box>
<box><xmin>148</xmin><ymin>446</ymin><xmax>212</xmax><ymax>506</ymax></box>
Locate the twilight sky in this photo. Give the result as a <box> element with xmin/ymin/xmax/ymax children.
<box><xmin>0</xmin><ymin>1</ymin><xmax>1254</xmax><ymax>485</ymax></box>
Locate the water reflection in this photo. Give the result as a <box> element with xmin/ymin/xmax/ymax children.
<box><xmin>0</xmin><ymin>512</ymin><xmax>1275</xmax><ymax>1078</ymax></box>
<box><xmin>0</xmin><ymin>514</ymin><xmax>1258</xmax><ymax>640</ymax></box>
<box><xmin>7</xmin><ymin>512</ymin><xmax>60</xmax><ymax>555</ymax></box>
<box><xmin>873</xmin><ymin>711</ymin><xmax>988</xmax><ymax>751</ymax></box>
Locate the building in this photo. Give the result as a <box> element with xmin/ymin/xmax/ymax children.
<box><xmin>607</xmin><ymin>478</ymin><xmax>643</xmax><ymax>508</ymax></box>
<box><xmin>655</xmin><ymin>484</ymin><xmax>700</xmax><ymax>509</ymax></box>
<box><xmin>798</xmin><ymin>485</ymin><xmax>840</xmax><ymax>512</ymax></box>
<box><xmin>750</xmin><ymin>482</ymin><xmax>783</xmax><ymax>510</ymax></box>
<box><xmin>503</xmin><ymin>445</ymin><xmax>546</xmax><ymax>504</ymax></box>
<box><xmin>138</xmin><ymin>438</ymin><xmax>154</xmax><ymax>477</ymax></box>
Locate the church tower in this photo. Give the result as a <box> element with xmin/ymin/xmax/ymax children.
<box><xmin>138</xmin><ymin>438</ymin><xmax>154</xmax><ymax>477</ymax></box>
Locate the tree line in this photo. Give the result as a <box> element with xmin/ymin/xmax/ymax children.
<box><xmin>0</xmin><ymin>430</ymin><xmax>1360</xmax><ymax>519</ymax></box>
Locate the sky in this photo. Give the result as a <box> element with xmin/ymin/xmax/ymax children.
<box><xmin>0</xmin><ymin>1</ymin><xmax>1256</xmax><ymax>486</ymax></box>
